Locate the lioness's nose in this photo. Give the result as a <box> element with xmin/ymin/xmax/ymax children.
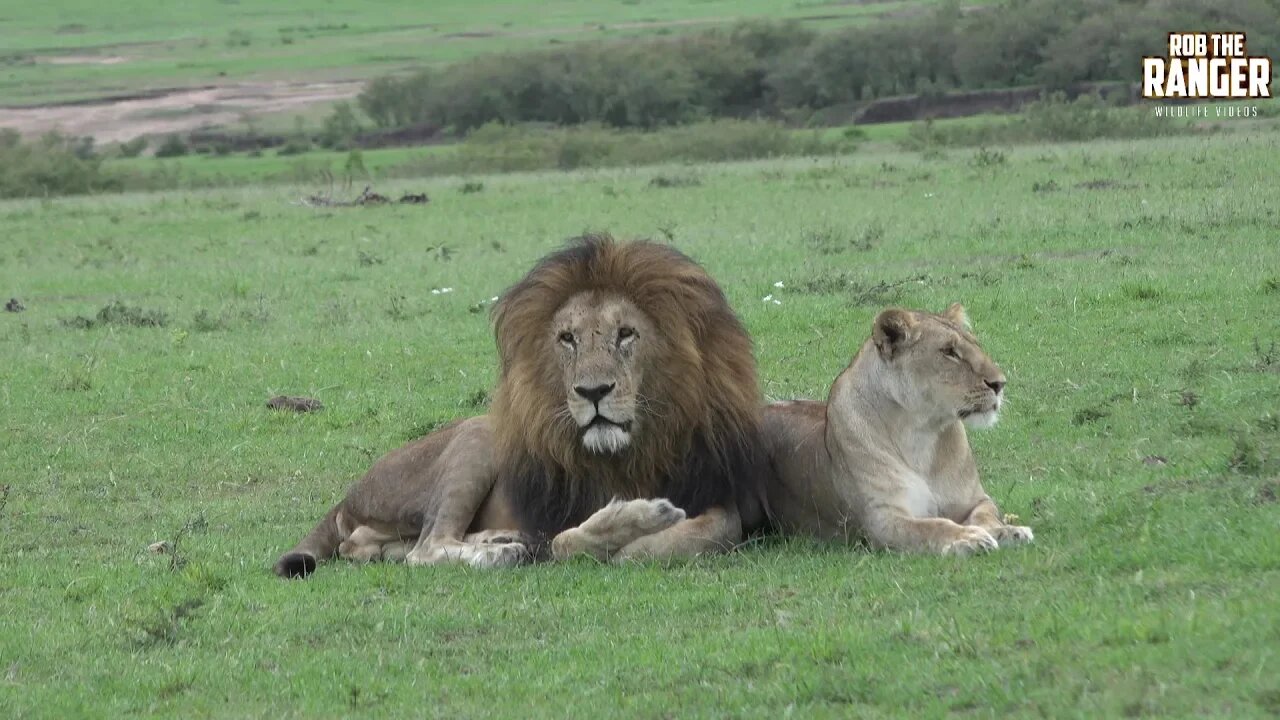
<box><xmin>985</xmin><ymin>379</ymin><xmax>1006</xmax><ymax>394</ymax></box>
<box><xmin>574</xmin><ymin>383</ymin><xmax>615</xmax><ymax>404</ymax></box>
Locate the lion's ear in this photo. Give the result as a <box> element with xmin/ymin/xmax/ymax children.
<box><xmin>872</xmin><ymin>308</ymin><xmax>916</xmax><ymax>359</ymax></box>
<box><xmin>943</xmin><ymin>302</ymin><xmax>971</xmax><ymax>330</ymax></box>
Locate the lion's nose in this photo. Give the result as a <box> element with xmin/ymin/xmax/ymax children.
<box><xmin>574</xmin><ymin>383</ymin><xmax>615</xmax><ymax>405</ymax></box>
<box><xmin>985</xmin><ymin>379</ymin><xmax>1006</xmax><ymax>395</ymax></box>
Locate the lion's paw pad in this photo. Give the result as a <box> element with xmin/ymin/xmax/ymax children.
<box><xmin>943</xmin><ymin>526</ymin><xmax>998</xmax><ymax>556</ymax></box>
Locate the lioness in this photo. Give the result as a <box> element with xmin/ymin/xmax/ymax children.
<box><xmin>763</xmin><ymin>304</ymin><xmax>1032</xmax><ymax>555</ymax></box>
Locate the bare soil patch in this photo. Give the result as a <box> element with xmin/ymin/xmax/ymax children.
<box><xmin>0</xmin><ymin>81</ymin><xmax>362</xmax><ymax>143</ymax></box>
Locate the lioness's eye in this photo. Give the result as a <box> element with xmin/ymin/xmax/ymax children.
<box><xmin>558</xmin><ymin>331</ymin><xmax>575</xmax><ymax>345</ymax></box>
<box><xmin>617</xmin><ymin>327</ymin><xmax>635</xmax><ymax>342</ymax></box>
<box><xmin>942</xmin><ymin>345</ymin><xmax>959</xmax><ymax>359</ymax></box>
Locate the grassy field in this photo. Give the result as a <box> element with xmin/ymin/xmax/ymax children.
<box><xmin>0</xmin><ymin>0</ymin><xmax>978</xmax><ymax>106</ymax></box>
<box><xmin>3</xmin><ymin>129</ymin><xmax>1279</xmax><ymax>718</ymax></box>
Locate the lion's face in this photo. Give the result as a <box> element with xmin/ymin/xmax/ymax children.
<box><xmin>872</xmin><ymin>304</ymin><xmax>1007</xmax><ymax>429</ymax></box>
<box><xmin>552</xmin><ymin>291</ymin><xmax>656</xmax><ymax>454</ymax></box>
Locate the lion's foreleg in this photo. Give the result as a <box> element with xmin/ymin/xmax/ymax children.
<box><xmin>550</xmin><ymin>498</ymin><xmax>686</xmax><ymax>561</ymax></box>
<box><xmin>864</xmin><ymin>503</ymin><xmax>998</xmax><ymax>556</ymax></box>
<box><xmin>612</xmin><ymin>505</ymin><xmax>742</xmax><ymax>562</ymax></box>
<box><xmin>961</xmin><ymin>497</ymin><xmax>1034</xmax><ymax>547</ymax></box>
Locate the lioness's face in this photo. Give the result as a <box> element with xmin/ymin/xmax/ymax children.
<box><xmin>874</xmin><ymin>304</ymin><xmax>1007</xmax><ymax>428</ymax></box>
<box><xmin>552</xmin><ymin>292</ymin><xmax>654</xmax><ymax>453</ymax></box>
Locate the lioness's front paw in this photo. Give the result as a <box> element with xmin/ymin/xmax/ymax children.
<box><xmin>942</xmin><ymin>526</ymin><xmax>998</xmax><ymax>556</ymax></box>
<box><xmin>991</xmin><ymin>525</ymin><xmax>1034</xmax><ymax>546</ymax></box>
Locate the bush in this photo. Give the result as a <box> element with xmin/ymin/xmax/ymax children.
<box><xmin>0</xmin><ymin>130</ymin><xmax>120</xmax><ymax>198</ymax></box>
<box><xmin>350</xmin><ymin>2</ymin><xmax>1280</xmax><ymax>135</ymax></box>
<box><xmin>118</xmin><ymin>137</ymin><xmax>148</xmax><ymax>157</ymax></box>
<box><xmin>154</xmin><ymin>135</ymin><xmax>188</xmax><ymax>158</ymax></box>
<box><xmin>319</xmin><ymin>101</ymin><xmax>362</xmax><ymax>149</ymax></box>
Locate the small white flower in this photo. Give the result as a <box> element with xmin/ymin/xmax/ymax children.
<box><xmin>772</xmin><ymin>299</ymin><xmax>782</xmax><ymax>305</ymax></box>
<box><xmin>431</xmin><ymin>289</ymin><xmax>441</xmax><ymax>295</ymax></box>
<box><xmin>441</xmin><ymin>287</ymin><xmax>453</xmax><ymax>294</ymax></box>
<box><xmin>773</xmin><ymin>281</ymin><xmax>785</xmax><ymax>288</ymax></box>
<box><xmin>924</xmin><ymin>193</ymin><xmax>936</xmax><ymax>198</ymax></box>
<box><xmin>491</xmin><ymin>296</ymin><xmax>499</xmax><ymax>302</ymax></box>
<box><xmin>762</xmin><ymin>294</ymin><xmax>774</xmax><ymax>303</ymax></box>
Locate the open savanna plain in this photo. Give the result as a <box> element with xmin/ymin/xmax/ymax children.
<box><xmin>2</xmin><ymin>129</ymin><xmax>1278</xmax><ymax>718</ymax></box>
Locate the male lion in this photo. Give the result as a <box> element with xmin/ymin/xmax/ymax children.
<box><xmin>275</xmin><ymin>235</ymin><xmax>768</xmax><ymax>577</ymax></box>
<box><xmin>762</xmin><ymin>304</ymin><xmax>1033</xmax><ymax>555</ymax></box>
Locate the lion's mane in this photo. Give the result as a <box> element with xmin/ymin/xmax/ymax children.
<box><xmin>489</xmin><ymin>234</ymin><xmax>766</xmax><ymax>539</ymax></box>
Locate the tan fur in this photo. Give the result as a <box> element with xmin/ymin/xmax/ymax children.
<box><xmin>763</xmin><ymin>304</ymin><xmax>1032</xmax><ymax>555</ymax></box>
<box><xmin>274</xmin><ymin>235</ymin><xmax>764</xmax><ymax>577</ymax></box>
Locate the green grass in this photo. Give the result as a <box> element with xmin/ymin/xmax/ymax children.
<box><xmin>0</xmin><ymin>0</ymin><xmax>983</xmax><ymax>106</ymax></box>
<box><xmin>3</xmin><ymin>129</ymin><xmax>1279</xmax><ymax>718</ymax></box>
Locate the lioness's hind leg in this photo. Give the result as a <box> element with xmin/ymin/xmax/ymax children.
<box><xmin>962</xmin><ymin>498</ymin><xmax>1034</xmax><ymax>548</ymax></box>
<box><xmin>551</xmin><ymin>498</ymin><xmax>686</xmax><ymax>561</ymax></box>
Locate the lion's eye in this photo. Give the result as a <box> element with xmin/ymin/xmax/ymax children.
<box><xmin>617</xmin><ymin>326</ymin><xmax>635</xmax><ymax>343</ymax></box>
<box><xmin>942</xmin><ymin>345</ymin><xmax>960</xmax><ymax>360</ymax></box>
<box><xmin>558</xmin><ymin>331</ymin><xmax>576</xmax><ymax>345</ymax></box>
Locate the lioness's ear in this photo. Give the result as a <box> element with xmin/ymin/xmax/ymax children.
<box><xmin>943</xmin><ymin>302</ymin><xmax>971</xmax><ymax>330</ymax></box>
<box><xmin>872</xmin><ymin>308</ymin><xmax>916</xmax><ymax>359</ymax></box>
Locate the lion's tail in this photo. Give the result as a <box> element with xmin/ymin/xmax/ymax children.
<box><xmin>273</xmin><ymin>504</ymin><xmax>342</xmax><ymax>579</ymax></box>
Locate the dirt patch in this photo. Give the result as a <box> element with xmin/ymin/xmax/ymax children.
<box><xmin>43</xmin><ymin>55</ymin><xmax>129</xmax><ymax>66</ymax></box>
<box><xmin>0</xmin><ymin>81</ymin><xmax>363</xmax><ymax>143</ymax></box>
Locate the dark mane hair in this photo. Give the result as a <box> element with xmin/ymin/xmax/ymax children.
<box><xmin>489</xmin><ymin>234</ymin><xmax>767</xmax><ymax>539</ymax></box>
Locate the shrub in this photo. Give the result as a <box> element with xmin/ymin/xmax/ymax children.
<box><xmin>154</xmin><ymin>134</ymin><xmax>188</xmax><ymax>158</ymax></box>
<box><xmin>349</xmin><ymin>3</ymin><xmax>1279</xmax><ymax>136</ymax></box>
<box><xmin>319</xmin><ymin>101</ymin><xmax>362</xmax><ymax>149</ymax></box>
<box><xmin>118</xmin><ymin>137</ymin><xmax>148</xmax><ymax>157</ymax></box>
<box><xmin>0</xmin><ymin>130</ymin><xmax>120</xmax><ymax>198</ymax></box>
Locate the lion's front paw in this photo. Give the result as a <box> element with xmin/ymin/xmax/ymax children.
<box><xmin>614</xmin><ymin>498</ymin><xmax>686</xmax><ymax>535</ymax></box>
<box><xmin>991</xmin><ymin>524</ymin><xmax>1034</xmax><ymax>546</ymax></box>
<box><xmin>942</xmin><ymin>526</ymin><xmax>998</xmax><ymax>556</ymax></box>
<box><xmin>552</xmin><ymin>498</ymin><xmax>686</xmax><ymax>560</ymax></box>
<box><xmin>579</xmin><ymin>498</ymin><xmax>686</xmax><ymax>537</ymax></box>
